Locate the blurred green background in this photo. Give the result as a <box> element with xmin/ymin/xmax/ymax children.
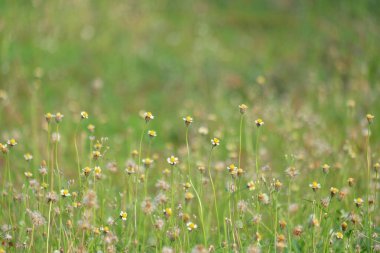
<box><xmin>0</xmin><ymin>0</ymin><xmax>380</xmax><ymax>170</ymax></box>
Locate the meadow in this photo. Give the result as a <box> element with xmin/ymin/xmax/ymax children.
<box><xmin>0</xmin><ymin>0</ymin><xmax>380</xmax><ymax>252</ymax></box>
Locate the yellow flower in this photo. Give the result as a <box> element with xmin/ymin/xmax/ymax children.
<box><xmin>55</xmin><ymin>112</ymin><xmax>64</xmax><ymax>123</ymax></box>
<box><xmin>142</xmin><ymin>158</ymin><xmax>153</xmax><ymax>167</ymax></box>
<box><xmin>61</xmin><ymin>189</ymin><xmax>71</xmax><ymax>197</ymax></box>
<box><xmin>354</xmin><ymin>198</ymin><xmax>363</xmax><ymax>207</ymax></box>
<box><xmin>45</xmin><ymin>112</ymin><xmax>53</xmax><ymax>123</ymax></box>
<box><xmin>167</xmin><ymin>155</ymin><xmax>179</xmax><ymax>165</ymax></box>
<box><xmin>335</xmin><ymin>232</ymin><xmax>343</xmax><ymax>240</ymax></box>
<box><xmin>330</xmin><ymin>187</ymin><xmax>339</xmax><ymax>197</ymax></box>
<box><xmin>366</xmin><ymin>114</ymin><xmax>375</xmax><ymax>124</ymax></box>
<box><xmin>211</xmin><ymin>137</ymin><xmax>220</xmax><ymax>147</ymax></box>
<box><xmin>309</xmin><ymin>181</ymin><xmax>321</xmax><ymax>192</ymax></box>
<box><xmin>274</xmin><ymin>180</ymin><xmax>282</xmax><ymax>191</ymax></box>
<box><xmin>256</xmin><ymin>75</ymin><xmax>266</xmax><ymax>85</ymax></box>
<box><xmin>183</xmin><ymin>116</ymin><xmax>193</xmax><ymax>126</ymax></box>
<box><xmin>24</xmin><ymin>171</ymin><xmax>33</xmax><ymax>178</ymax></box>
<box><xmin>92</xmin><ymin>150</ymin><xmax>102</xmax><ymax>160</ymax></box>
<box><xmin>80</xmin><ymin>111</ymin><xmax>89</xmax><ymax>119</ymax></box>
<box><xmin>247</xmin><ymin>181</ymin><xmax>256</xmax><ymax>191</ymax></box>
<box><xmin>87</xmin><ymin>124</ymin><xmax>95</xmax><ymax>133</ymax></box>
<box><xmin>185</xmin><ymin>192</ymin><xmax>194</xmax><ymax>202</ymax></box>
<box><xmin>227</xmin><ymin>164</ymin><xmax>237</xmax><ymax>175</ymax></box>
<box><xmin>94</xmin><ymin>166</ymin><xmax>102</xmax><ymax>175</ymax></box>
<box><xmin>7</xmin><ymin>138</ymin><xmax>17</xmax><ymax>147</ymax></box>
<box><xmin>255</xmin><ymin>118</ymin><xmax>264</xmax><ymax>127</ymax></box>
<box><xmin>83</xmin><ymin>166</ymin><xmax>92</xmax><ymax>176</ymax></box>
<box><xmin>322</xmin><ymin>164</ymin><xmax>330</xmax><ymax>174</ymax></box>
<box><xmin>24</xmin><ymin>153</ymin><xmax>33</xmax><ymax>161</ymax></box>
<box><xmin>148</xmin><ymin>130</ymin><xmax>157</xmax><ymax>138</ymax></box>
<box><xmin>186</xmin><ymin>222</ymin><xmax>198</xmax><ymax>231</ymax></box>
<box><xmin>239</xmin><ymin>104</ymin><xmax>248</xmax><ymax>114</ymax></box>
<box><xmin>163</xmin><ymin>207</ymin><xmax>172</xmax><ymax>218</ymax></box>
<box><xmin>120</xmin><ymin>211</ymin><xmax>128</xmax><ymax>221</ymax></box>
<box><xmin>144</xmin><ymin>111</ymin><xmax>154</xmax><ymax>122</ymax></box>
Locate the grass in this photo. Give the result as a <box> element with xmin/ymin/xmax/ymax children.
<box><xmin>0</xmin><ymin>0</ymin><xmax>380</xmax><ymax>252</ymax></box>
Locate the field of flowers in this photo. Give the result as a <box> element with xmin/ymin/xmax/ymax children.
<box><xmin>0</xmin><ymin>1</ymin><xmax>380</xmax><ymax>252</ymax></box>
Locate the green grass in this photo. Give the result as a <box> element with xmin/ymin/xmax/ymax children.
<box><xmin>0</xmin><ymin>0</ymin><xmax>380</xmax><ymax>252</ymax></box>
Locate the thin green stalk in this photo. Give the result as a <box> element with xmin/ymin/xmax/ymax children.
<box><xmin>207</xmin><ymin>147</ymin><xmax>221</xmax><ymax>246</ymax></box>
<box><xmin>74</xmin><ymin>123</ymin><xmax>82</xmax><ymax>189</ymax></box>
<box><xmin>366</xmin><ymin>124</ymin><xmax>372</xmax><ymax>253</ymax></box>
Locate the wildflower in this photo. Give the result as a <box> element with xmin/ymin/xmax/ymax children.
<box><xmin>237</xmin><ymin>200</ymin><xmax>248</xmax><ymax>213</ymax></box>
<box><xmin>46</xmin><ymin>191</ymin><xmax>58</xmax><ymax>203</ymax></box>
<box><xmin>60</xmin><ymin>189</ymin><xmax>71</xmax><ymax>197</ymax></box>
<box><xmin>94</xmin><ymin>141</ymin><xmax>102</xmax><ymax>150</ymax></box>
<box><xmin>309</xmin><ymin>181</ymin><xmax>321</xmax><ymax>192</ymax></box>
<box><xmin>142</xmin><ymin>157</ymin><xmax>153</xmax><ymax>167</ymax></box>
<box><xmin>7</xmin><ymin>138</ymin><xmax>17</xmax><ymax>147</ymax></box>
<box><xmin>341</xmin><ymin>222</ymin><xmax>348</xmax><ymax>231</ymax></box>
<box><xmin>92</xmin><ymin>150</ymin><xmax>102</xmax><ymax>160</ymax></box>
<box><xmin>279</xmin><ymin>219</ymin><xmax>287</xmax><ymax>229</ymax></box>
<box><xmin>183</xmin><ymin>182</ymin><xmax>191</xmax><ymax>190</ymax></box>
<box><xmin>247</xmin><ymin>181</ymin><xmax>256</xmax><ymax>191</ymax></box>
<box><xmin>83</xmin><ymin>166</ymin><xmax>91</xmax><ymax>176</ymax></box>
<box><xmin>322</xmin><ymin>164</ymin><xmax>330</xmax><ymax>174</ymax></box>
<box><xmin>335</xmin><ymin>232</ymin><xmax>343</xmax><ymax>240</ymax></box>
<box><xmin>186</xmin><ymin>222</ymin><xmax>198</xmax><ymax>231</ymax></box>
<box><xmin>45</xmin><ymin>112</ymin><xmax>53</xmax><ymax>123</ymax></box>
<box><xmin>27</xmin><ymin>209</ymin><xmax>46</xmax><ymax>227</ymax></box>
<box><xmin>285</xmin><ymin>166</ymin><xmax>299</xmax><ymax>178</ymax></box>
<box><xmin>227</xmin><ymin>164</ymin><xmax>238</xmax><ymax>175</ymax></box>
<box><xmin>24</xmin><ymin>153</ymin><xmax>33</xmax><ymax>161</ymax></box>
<box><xmin>183</xmin><ymin>116</ymin><xmax>193</xmax><ymax>126</ymax></box>
<box><xmin>255</xmin><ymin>118</ymin><xmax>264</xmax><ymax>127</ymax></box>
<box><xmin>309</xmin><ymin>215</ymin><xmax>319</xmax><ymax>227</ymax></box>
<box><xmin>144</xmin><ymin>111</ymin><xmax>154</xmax><ymax>122</ymax></box>
<box><xmin>330</xmin><ymin>187</ymin><xmax>339</xmax><ymax>197</ymax></box>
<box><xmin>163</xmin><ymin>207</ymin><xmax>172</xmax><ymax>218</ymax></box>
<box><xmin>167</xmin><ymin>155</ymin><xmax>179</xmax><ymax>165</ymax></box>
<box><xmin>185</xmin><ymin>192</ymin><xmax>194</xmax><ymax>202</ymax></box>
<box><xmin>55</xmin><ymin>112</ymin><xmax>64</xmax><ymax>123</ymax></box>
<box><xmin>211</xmin><ymin>137</ymin><xmax>220</xmax><ymax>147</ymax></box>
<box><xmin>24</xmin><ymin>172</ymin><xmax>33</xmax><ymax>178</ymax></box>
<box><xmin>94</xmin><ymin>166</ymin><xmax>102</xmax><ymax>175</ymax></box>
<box><xmin>131</xmin><ymin>149</ymin><xmax>139</xmax><ymax>157</ymax></box>
<box><xmin>87</xmin><ymin>124</ymin><xmax>95</xmax><ymax>133</ymax></box>
<box><xmin>366</xmin><ymin>114</ymin><xmax>375</xmax><ymax>124</ymax></box>
<box><xmin>258</xmin><ymin>193</ymin><xmax>269</xmax><ymax>204</ymax></box>
<box><xmin>148</xmin><ymin>130</ymin><xmax>157</xmax><ymax>138</ymax></box>
<box><xmin>255</xmin><ymin>232</ymin><xmax>262</xmax><ymax>242</ymax></box>
<box><xmin>141</xmin><ymin>198</ymin><xmax>156</xmax><ymax>215</ymax></box>
<box><xmin>139</xmin><ymin>174</ymin><xmax>145</xmax><ymax>182</ymax></box>
<box><xmin>0</xmin><ymin>143</ymin><xmax>8</xmax><ymax>154</ymax></box>
<box><xmin>347</xmin><ymin>177</ymin><xmax>355</xmax><ymax>187</ymax></box>
<box><xmin>354</xmin><ymin>198</ymin><xmax>364</xmax><ymax>207</ymax></box>
<box><xmin>100</xmin><ymin>226</ymin><xmax>110</xmax><ymax>234</ymax></box>
<box><xmin>293</xmin><ymin>225</ymin><xmax>303</xmax><ymax>236</ymax></box>
<box><xmin>80</xmin><ymin>111</ymin><xmax>89</xmax><ymax>119</ymax></box>
<box><xmin>239</xmin><ymin>104</ymin><xmax>248</xmax><ymax>114</ymax></box>
<box><xmin>119</xmin><ymin>211</ymin><xmax>128</xmax><ymax>221</ymax></box>
<box><xmin>274</xmin><ymin>180</ymin><xmax>283</xmax><ymax>191</ymax></box>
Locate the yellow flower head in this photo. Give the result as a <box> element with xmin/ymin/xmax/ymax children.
<box><xmin>183</xmin><ymin>116</ymin><xmax>193</xmax><ymax>126</ymax></box>
<box><xmin>94</xmin><ymin>166</ymin><xmax>102</xmax><ymax>175</ymax></box>
<box><xmin>227</xmin><ymin>164</ymin><xmax>237</xmax><ymax>175</ymax></box>
<box><xmin>167</xmin><ymin>155</ymin><xmax>179</xmax><ymax>165</ymax></box>
<box><xmin>354</xmin><ymin>198</ymin><xmax>363</xmax><ymax>207</ymax></box>
<box><xmin>366</xmin><ymin>114</ymin><xmax>375</xmax><ymax>124</ymax></box>
<box><xmin>83</xmin><ymin>166</ymin><xmax>92</xmax><ymax>176</ymax></box>
<box><xmin>120</xmin><ymin>211</ymin><xmax>128</xmax><ymax>221</ymax></box>
<box><xmin>24</xmin><ymin>171</ymin><xmax>33</xmax><ymax>178</ymax></box>
<box><xmin>81</xmin><ymin>111</ymin><xmax>89</xmax><ymax>119</ymax></box>
<box><xmin>247</xmin><ymin>181</ymin><xmax>256</xmax><ymax>191</ymax></box>
<box><xmin>45</xmin><ymin>112</ymin><xmax>53</xmax><ymax>123</ymax></box>
<box><xmin>255</xmin><ymin>118</ymin><xmax>264</xmax><ymax>127</ymax></box>
<box><xmin>24</xmin><ymin>153</ymin><xmax>33</xmax><ymax>161</ymax></box>
<box><xmin>144</xmin><ymin>111</ymin><xmax>154</xmax><ymax>122</ymax></box>
<box><xmin>211</xmin><ymin>137</ymin><xmax>220</xmax><ymax>147</ymax></box>
<box><xmin>309</xmin><ymin>181</ymin><xmax>321</xmax><ymax>192</ymax></box>
<box><xmin>61</xmin><ymin>189</ymin><xmax>71</xmax><ymax>197</ymax></box>
<box><xmin>142</xmin><ymin>158</ymin><xmax>153</xmax><ymax>167</ymax></box>
<box><xmin>148</xmin><ymin>130</ymin><xmax>157</xmax><ymax>138</ymax></box>
<box><xmin>7</xmin><ymin>138</ymin><xmax>17</xmax><ymax>147</ymax></box>
<box><xmin>92</xmin><ymin>150</ymin><xmax>102</xmax><ymax>160</ymax></box>
<box><xmin>335</xmin><ymin>232</ymin><xmax>343</xmax><ymax>240</ymax></box>
<box><xmin>163</xmin><ymin>207</ymin><xmax>172</xmax><ymax>218</ymax></box>
<box><xmin>87</xmin><ymin>124</ymin><xmax>95</xmax><ymax>133</ymax></box>
<box><xmin>55</xmin><ymin>112</ymin><xmax>64</xmax><ymax>123</ymax></box>
<box><xmin>330</xmin><ymin>187</ymin><xmax>339</xmax><ymax>197</ymax></box>
<box><xmin>186</xmin><ymin>222</ymin><xmax>198</xmax><ymax>231</ymax></box>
